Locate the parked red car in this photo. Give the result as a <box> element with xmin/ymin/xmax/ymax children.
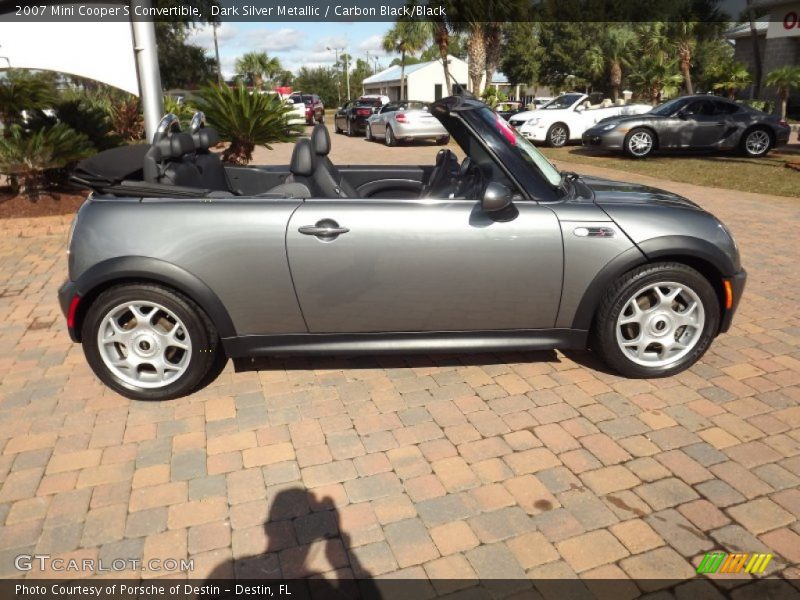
<box><xmin>289</xmin><ymin>92</ymin><xmax>324</xmax><ymax>124</ymax></box>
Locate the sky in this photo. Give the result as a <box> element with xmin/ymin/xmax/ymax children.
<box><xmin>188</xmin><ymin>21</ymin><xmax>399</xmax><ymax>80</ymax></box>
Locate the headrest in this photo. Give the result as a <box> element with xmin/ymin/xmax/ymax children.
<box><xmin>311</xmin><ymin>123</ymin><xmax>330</xmax><ymax>156</ymax></box>
<box><xmin>155</xmin><ymin>132</ymin><xmax>194</xmax><ymax>159</ymax></box>
<box><xmin>290</xmin><ymin>139</ymin><xmax>315</xmax><ymax>177</ymax></box>
<box><xmin>192</xmin><ymin>127</ymin><xmax>219</xmax><ymax>152</ymax></box>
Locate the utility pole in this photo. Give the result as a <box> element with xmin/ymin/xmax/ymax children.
<box><xmin>327</xmin><ymin>45</ymin><xmax>343</xmax><ymax>104</ymax></box>
<box><xmin>212</xmin><ymin>21</ymin><xmax>222</xmax><ymax>83</ymax></box>
<box><xmin>344</xmin><ymin>53</ymin><xmax>350</xmax><ymax>101</ymax></box>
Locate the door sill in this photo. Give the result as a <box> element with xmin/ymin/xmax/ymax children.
<box><xmin>222</xmin><ymin>329</ymin><xmax>587</xmax><ymax>359</ymax></box>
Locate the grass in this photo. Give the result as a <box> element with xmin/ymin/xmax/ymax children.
<box><xmin>539</xmin><ymin>146</ymin><xmax>800</xmax><ymax>198</ymax></box>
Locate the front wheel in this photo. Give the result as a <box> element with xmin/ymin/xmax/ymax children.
<box><xmin>741</xmin><ymin>128</ymin><xmax>772</xmax><ymax>158</ymax></box>
<box><xmin>81</xmin><ymin>284</ymin><xmax>222</xmax><ymax>400</ymax></box>
<box><xmin>546</xmin><ymin>123</ymin><xmax>568</xmax><ymax>147</ymax></box>
<box><xmin>592</xmin><ymin>263</ymin><xmax>719</xmax><ymax>378</ymax></box>
<box><xmin>624</xmin><ymin>128</ymin><xmax>655</xmax><ymax>158</ymax></box>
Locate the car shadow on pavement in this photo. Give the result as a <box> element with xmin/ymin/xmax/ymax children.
<box><xmin>202</xmin><ymin>488</ymin><xmax>381</xmax><ymax>599</ymax></box>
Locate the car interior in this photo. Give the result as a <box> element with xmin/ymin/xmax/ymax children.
<box><xmin>72</xmin><ymin>111</ymin><xmax>497</xmax><ymax>202</ymax></box>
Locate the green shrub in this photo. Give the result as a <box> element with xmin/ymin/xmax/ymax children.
<box><xmin>0</xmin><ymin>124</ymin><xmax>94</xmax><ymax>197</ymax></box>
<box><xmin>194</xmin><ymin>83</ymin><xmax>301</xmax><ymax>164</ymax></box>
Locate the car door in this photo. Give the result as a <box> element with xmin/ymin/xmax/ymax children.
<box><xmin>285</xmin><ymin>197</ymin><xmax>564</xmax><ymax>334</ymax></box>
<box><xmin>335</xmin><ymin>102</ymin><xmax>350</xmax><ymax>130</ymax></box>
<box><xmin>683</xmin><ymin>99</ymin><xmax>722</xmax><ymax>148</ymax></box>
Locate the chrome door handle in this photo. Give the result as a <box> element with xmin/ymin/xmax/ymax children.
<box><xmin>298</xmin><ymin>225</ymin><xmax>350</xmax><ymax>235</ymax></box>
<box><xmin>298</xmin><ymin>219</ymin><xmax>349</xmax><ymax>239</ymax></box>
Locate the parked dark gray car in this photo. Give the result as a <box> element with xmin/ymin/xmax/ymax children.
<box><xmin>582</xmin><ymin>95</ymin><xmax>791</xmax><ymax>158</ymax></box>
<box><xmin>61</xmin><ymin>97</ymin><xmax>746</xmax><ymax>400</ymax></box>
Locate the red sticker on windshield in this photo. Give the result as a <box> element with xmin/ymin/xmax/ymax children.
<box><xmin>494</xmin><ymin>113</ymin><xmax>517</xmax><ymax>145</ymax></box>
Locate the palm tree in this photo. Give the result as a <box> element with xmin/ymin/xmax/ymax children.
<box><xmin>0</xmin><ymin>70</ymin><xmax>54</xmax><ymax>128</ymax></box>
<box><xmin>431</xmin><ymin>19</ymin><xmax>453</xmax><ymax>93</ymax></box>
<box><xmin>629</xmin><ymin>54</ymin><xmax>684</xmax><ymax>105</ymax></box>
<box><xmin>484</xmin><ymin>23</ymin><xmax>505</xmax><ymax>95</ymax></box>
<box><xmin>382</xmin><ymin>21</ymin><xmax>429</xmax><ymax>100</ymax></box>
<box><xmin>466</xmin><ymin>23</ymin><xmax>488</xmax><ymax>95</ymax></box>
<box><xmin>586</xmin><ymin>26</ymin><xmax>636</xmax><ymax>101</ymax></box>
<box><xmin>711</xmin><ymin>63</ymin><xmax>752</xmax><ymax>100</ymax></box>
<box><xmin>670</xmin><ymin>21</ymin><xmax>697</xmax><ymax>95</ymax></box>
<box><xmin>235</xmin><ymin>52</ymin><xmax>282</xmax><ymax>90</ymax></box>
<box><xmin>765</xmin><ymin>65</ymin><xmax>800</xmax><ymax>120</ymax></box>
<box><xmin>745</xmin><ymin>0</ymin><xmax>762</xmax><ymax>99</ymax></box>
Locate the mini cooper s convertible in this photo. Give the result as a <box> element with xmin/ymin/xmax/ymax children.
<box><xmin>61</xmin><ymin>97</ymin><xmax>746</xmax><ymax>401</ymax></box>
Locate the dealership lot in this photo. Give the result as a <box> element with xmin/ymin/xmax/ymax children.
<box><xmin>0</xmin><ymin>129</ymin><xmax>799</xmax><ymax>590</ymax></box>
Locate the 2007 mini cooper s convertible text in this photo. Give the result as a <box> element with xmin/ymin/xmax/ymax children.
<box><xmin>60</xmin><ymin>97</ymin><xmax>746</xmax><ymax>400</ymax></box>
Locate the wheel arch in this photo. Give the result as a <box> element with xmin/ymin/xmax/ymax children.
<box><xmin>572</xmin><ymin>237</ymin><xmax>734</xmax><ymax>335</ymax></box>
<box><xmin>69</xmin><ymin>256</ymin><xmax>236</xmax><ymax>343</ymax></box>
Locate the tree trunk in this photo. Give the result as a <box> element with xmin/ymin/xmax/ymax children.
<box><xmin>400</xmin><ymin>51</ymin><xmax>406</xmax><ymax>101</ymax></box>
<box><xmin>728</xmin><ymin>87</ymin><xmax>735</xmax><ymax>100</ymax></box>
<box><xmin>780</xmin><ymin>89</ymin><xmax>789</xmax><ymax>120</ymax></box>
<box><xmin>747</xmin><ymin>0</ymin><xmax>762</xmax><ymax>99</ymax></box>
<box><xmin>254</xmin><ymin>74</ymin><xmax>263</xmax><ymax>89</ymax></box>
<box><xmin>610</xmin><ymin>60</ymin><xmax>622</xmax><ymax>101</ymax></box>
<box><xmin>679</xmin><ymin>45</ymin><xmax>693</xmax><ymax>95</ymax></box>
<box><xmin>434</xmin><ymin>22</ymin><xmax>452</xmax><ymax>94</ymax></box>
<box><xmin>484</xmin><ymin>23</ymin><xmax>503</xmax><ymax>96</ymax></box>
<box><xmin>467</xmin><ymin>24</ymin><xmax>486</xmax><ymax>95</ymax></box>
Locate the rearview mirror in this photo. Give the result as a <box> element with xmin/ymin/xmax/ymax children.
<box><xmin>482</xmin><ymin>182</ymin><xmax>514</xmax><ymax>213</ymax></box>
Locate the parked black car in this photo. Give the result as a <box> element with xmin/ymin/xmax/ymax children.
<box><xmin>334</xmin><ymin>97</ymin><xmax>383</xmax><ymax>136</ymax></box>
<box><xmin>582</xmin><ymin>95</ymin><xmax>791</xmax><ymax>158</ymax></box>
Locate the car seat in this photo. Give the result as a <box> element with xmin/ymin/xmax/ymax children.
<box><xmin>261</xmin><ymin>138</ymin><xmax>317</xmax><ymax>198</ymax></box>
<box><xmin>188</xmin><ymin>112</ymin><xmax>232</xmax><ymax>193</ymax></box>
<box><xmin>143</xmin><ymin>131</ymin><xmax>203</xmax><ymax>187</ymax></box>
<box><xmin>310</xmin><ymin>124</ymin><xmax>359</xmax><ymax>198</ymax></box>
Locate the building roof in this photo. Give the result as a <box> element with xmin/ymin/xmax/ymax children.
<box><xmin>724</xmin><ymin>17</ymin><xmax>769</xmax><ymax>39</ymax></box>
<box><xmin>363</xmin><ymin>56</ymin><xmax>464</xmax><ymax>85</ymax></box>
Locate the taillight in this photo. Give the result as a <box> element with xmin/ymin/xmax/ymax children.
<box><xmin>779</xmin><ymin>120</ymin><xmax>788</xmax><ymax>127</ymax></box>
<box><xmin>67</xmin><ymin>295</ymin><xmax>81</xmax><ymax>329</ymax></box>
<box><xmin>356</xmin><ymin>108</ymin><xmax>370</xmax><ymax>116</ymax></box>
<box><xmin>395</xmin><ymin>113</ymin><xmax>408</xmax><ymax>122</ymax></box>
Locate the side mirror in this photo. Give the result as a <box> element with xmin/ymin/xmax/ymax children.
<box><xmin>575</xmin><ymin>104</ymin><xmax>586</xmax><ymax>112</ymax></box>
<box><xmin>482</xmin><ymin>182</ymin><xmax>513</xmax><ymax>213</ymax></box>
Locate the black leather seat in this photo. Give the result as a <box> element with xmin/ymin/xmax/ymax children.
<box><xmin>310</xmin><ymin>124</ymin><xmax>359</xmax><ymax>198</ymax></box>
<box><xmin>262</xmin><ymin>138</ymin><xmax>317</xmax><ymax>198</ymax></box>
<box><xmin>191</xmin><ymin>127</ymin><xmax>230</xmax><ymax>192</ymax></box>
<box><xmin>143</xmin><ymin>132</ymin><xmax>203</xmax><ymax>187</ymax></box>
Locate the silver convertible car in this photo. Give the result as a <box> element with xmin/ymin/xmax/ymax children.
<box><xmin>62</xmin><ymin>97</ymin><xmax>746</xmax><ymax>400</ymax></box>
<box><xmin>365</xmin><ymin>100</ymin><xmax>450</xmax><ymax>146</ymax></box>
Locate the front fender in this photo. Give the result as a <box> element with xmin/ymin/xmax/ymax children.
<box><xmin>60</xmin><ymin>256</ymin><xmax>236</xmax><ymax>342</ymax></box>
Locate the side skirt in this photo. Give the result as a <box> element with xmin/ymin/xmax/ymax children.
<box><xmin>222</xmin><ymin>329</ymin><xmax>588</xmax><ymax>360</ymax></box>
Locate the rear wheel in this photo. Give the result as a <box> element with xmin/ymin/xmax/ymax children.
<box><xmin>741</xmin><ymin>127</ymin><xmax>772</xmax><ymax>158</ymax></box>
<box><xmin>546</xmin><ymin>123</ymin><xmax>568</xmax><ymax>147</ymax></box>
<box><xmin>592</xmin><ymin>263</ymin><xmax>719</xmax><ymax>378</ymax></box>
<box><xmin>385</xmin><ymin>125</ymin><xmax>396</xmax><ymax>146</ymax></box>
<box><xmin>81</xmin><ymin>284</ymin><xmax>222</xmax><ymax>400</ymax></box>
<box><xmin>624</xmin><ymin>128</ymin><xmax>655</xmax><ymax>158</ymax></box>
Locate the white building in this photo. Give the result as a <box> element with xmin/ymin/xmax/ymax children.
<box><xmin>362</xmin><ymin>56</ymin><xmax>468</xmax><ymax>102</ymax></box>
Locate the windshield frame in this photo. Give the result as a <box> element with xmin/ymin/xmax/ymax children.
<box><xmin>540</xmin><ymin>94</ymin><xmax>584</xmax><ymax>110</ymax></box>
<box><xmin>650</xmin><ymin>97</ymin><xmax>691</xmax><ymax>117</ymax></box>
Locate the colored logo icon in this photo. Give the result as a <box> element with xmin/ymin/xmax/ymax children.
<box><xmin>697</xmin><ymin>552</ymin><xmax>773</xmax><ymax>575</ymax></box>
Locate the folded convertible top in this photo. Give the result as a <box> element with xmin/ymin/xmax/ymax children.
<box><xmin>71</xmin><ymin>144</ymin><xmax>150</xmax><ymax>190</ymax></box>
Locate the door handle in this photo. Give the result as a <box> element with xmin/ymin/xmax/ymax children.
<box><xmin>298</xmin><ymin>219</ymin><xmax>349</xmax><ymax>239</ymax></box>
<box><xmin>299</xmin><ymin>225</ymin><xmax>350</xmax><ymax>235</ymax></box>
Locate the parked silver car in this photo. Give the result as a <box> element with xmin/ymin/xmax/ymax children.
<box><xmin>62</xmin><ymin>98</ymin><xmax>746</xmax><ymax>400</ymax></box>
<box><xmin>366</xmin><ymin>100</ymin><xmax>450</xmax><ymax>146</ymax></box>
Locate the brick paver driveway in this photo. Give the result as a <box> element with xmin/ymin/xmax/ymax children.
<box><xmin>0</xmin><ymin>128</ymin><xmax>798</xmax><ymax>594</ymax></box>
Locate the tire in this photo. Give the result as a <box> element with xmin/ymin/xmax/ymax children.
<box><xmin>592</xmin><ymin>262</ymin><xmax>720</xmax><ymax>379</ymax></box>
<box><xmin>436</xmin><ymin>135</ymin><xmax>450</xmax><ymax>145</ymax></box>
<box><xmin>624</xmin><ymin>128</ymin><xmax>656</xmax><ymax>158</ymax></box>
<box><xmin>317</xmin><ymin>112</ymin><xmax>324</xmax><ymax>124</ymax></box>
<box><xmin>740</xmin><ymin>127</ymin><xmax>772</xmax><ymax>158</ymax></box>
<box><xmin>346</xmin><ymin>120</ymin><xmax>352</xmax><ymax>136</ymax></box>
<box><xmin>385</xmin><ymin>125</ymin><xmax>396</xmax><ymax>147</ymax></box>
<box><xmin>81</xmin><ymin>283</ymin><xmax>221</xmax><ymax>401</ymax></box>
<box><xmin>365</xmin><ymin>124</ymin><xmax>373</xmax><ymax>141</ymax></box>
<box><xmin>546</xmin><ymin>123</ymin><xmax>569</xmax><ymax>147</ymax></box>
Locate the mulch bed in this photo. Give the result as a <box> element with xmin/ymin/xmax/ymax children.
<box><xmin>0</xmin><ymin>186</ymin><xmax>87</xmax><ymax>219</ymax></box>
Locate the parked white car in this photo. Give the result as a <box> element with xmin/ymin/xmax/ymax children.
<box><xmin>509</xmin><ymin>93</ymin><xmax>652</xmax><ymax>147</ymax></box>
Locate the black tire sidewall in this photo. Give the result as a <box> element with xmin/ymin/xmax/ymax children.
<box><xmin>593</xmin><ymin>263</ymin><xmax>720</xmax><ymax>378</ymax></box>
<box><xmin>81</xmin><ymin>284</ymin><xmax>218</xmax><ymax>401</ymax></box>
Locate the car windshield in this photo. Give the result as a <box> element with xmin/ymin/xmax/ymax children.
<box><xmin>650</xmin><ymin>97</ymin><xmax>689</xmax><ymax>116</ymax></box>
<box><xmin>400</xmin><ymin>101</ymin><xmax>427</xmax><ymax>111</ymax></box>
<box><xmin>477</xmin><ymin>107</ymin><xmax>562</xmax><ymax>187</ymax></box>
<box><xmin>541</xmin><ymin>94</ymin><xmax>583</xmax><ymax>110</ymax></box>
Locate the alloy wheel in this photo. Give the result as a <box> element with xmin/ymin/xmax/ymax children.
<box><xmin>628</xmin><ymin>131</ymin><xmax>653</xmax><ymax>157</ymax></box>
<box><xmin>550</xmin><ymin>126</ymin><xmax>567</xmax><ymax>147</ymax></box>
<box><xmin>615</xmin><ymin>281</ymin><xmax>705</xmax><ymax>368</ymax></box>
<box><xmin>745</xmin><ymin>130</ymin><xmax>770</xmax><ymax>156</ymax></box>
<box><xmin>96</xmin><ymin>300</ymin><xmax>192</xmax><ymax>389</ymax></box>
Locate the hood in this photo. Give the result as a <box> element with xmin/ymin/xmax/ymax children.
<box><xmin>580</xmin><ymin>176</ymin><xmax>701</xmax><ymax>210</ymax></box>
